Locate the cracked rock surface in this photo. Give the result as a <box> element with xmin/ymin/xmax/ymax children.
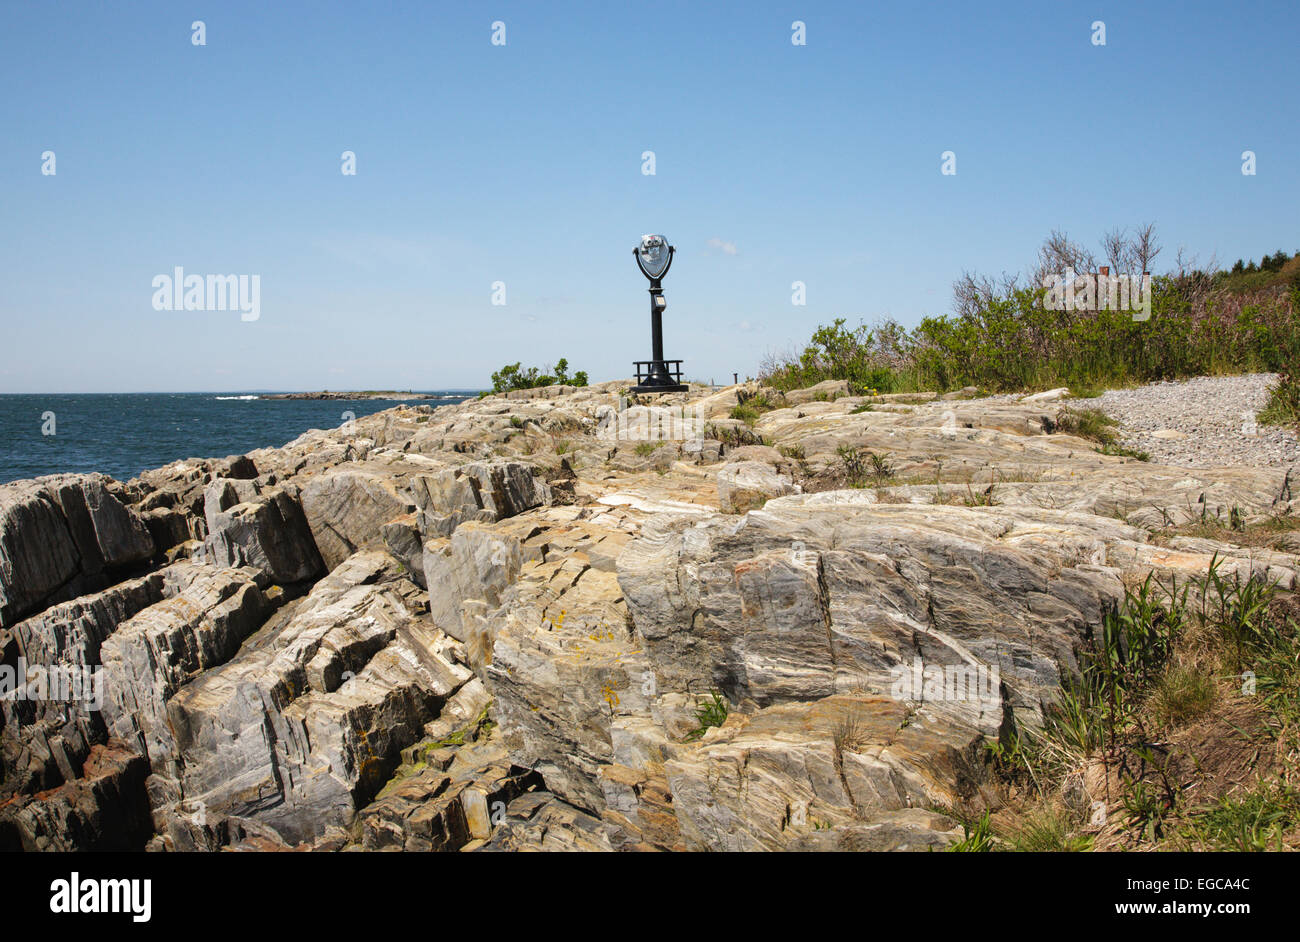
<box><xmin>1</xmin><ymin>377</ymin><xmax>1296</xmax><ymax>850</ymax></box>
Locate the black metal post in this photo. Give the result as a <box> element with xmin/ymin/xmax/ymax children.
<box><xmin>649</xmin><ymin>284</ymin><xmax>665</xmax><ymax>372</ymax></box>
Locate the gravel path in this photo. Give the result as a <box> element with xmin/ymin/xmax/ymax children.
<box><xmin>1070</xmin><ymin>373</ymin><xmax>1299</xmax><ymax>469</ymax></box>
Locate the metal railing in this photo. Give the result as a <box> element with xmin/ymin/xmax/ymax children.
<box><xmin>633</xmin><ymin>360</ymin><xmax>684</xmax><ymax>386</ymax></box>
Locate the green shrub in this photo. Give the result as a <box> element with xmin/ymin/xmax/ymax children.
<box><xmin>762</xmin><ymin>318</ymin><xmax>914</xmax><ymax>393</ymax></box>
<box><xmin>759</xmin><ymin>257</ymin><xmax>1299</xmax><ymax>397</ymax></box>
<box><xmin>1055</xmin><ymin>407</ymin><xmax>1118</xmax><ymax>445</ymax></box>
<box><xmin>490</xmin><ymin>357</ymin><xmax>589</xmax><ymax>393</ymax></box>
<box><xmin>1099</xmin><ymin>442</ymin><xmax>1151</xmax><ymax>461</ymax></box>
<box><xmin>729</xmin><ymin>392</ymin><xmax>776</xmax><ymax>426</ymax></box>
<box><xmin>1258</xmin><ymin>371</ymin><xmax>1300</xmax><ymax>429</ymax></box>
<box><xmin>837</xmin><ymin>446</ymin><xmax>893</xmax><ymax>486</ymax></box>
<box><xmin>1056</xmin><ymin>407</ymin><xmax>1149</xmax><ymax>459</ymax></box>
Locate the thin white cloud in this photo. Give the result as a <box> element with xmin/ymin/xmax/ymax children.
<box><xmin>707</xmin><ymin>237</ymin><xmax>738</xmax><ymax>256</ymax></box>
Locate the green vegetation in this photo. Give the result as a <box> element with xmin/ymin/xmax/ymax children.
<box><xmin>1055</xmin><ymin>407</ymin><xmax>1150</xmax><ymax>460</ymax></box>
<box><xmin>429</xmin><ymin>702</ymin><xmax>496</xmax><ymax>749</ymax></box>
<box><xmin>1008</xmin><ymin>805</ymin><xmax>1094</xmax><ymax>852</ymax></box>
<box><xmin>376</xmin><ymin>702</ymin><xmax>495</xmax><ymax>799</ymax></box>
<box><xmin>1099</xmin><ymin>441</ymin><xmax>1152</xmax><ymax>461</ymax></box>
<box><xmin>837</xmin><ymin>445</ymin><xmax>894</xmax><ymax>487</ymax></box>
<box><xmin>1146</xmin><ymin>663</ymin><xmax>1218</xmax><ymax>728</ymax></box>
<box><xmin>1186</xmin><ymin>781</ymin><xmax>1300</xmax><ymax>852</ymax></box>
<box><xmin>684</xmin><ymin>690</ymin><xmax>730</xmax><ymax>742</ymax></box>
<box><xmin>762</xmin><ymin>319</ymin><xmax>908</xmax><ymax>393</ymax></box>
<box><xmin>1156</xmin><ymin>510</ymin><xmax>1300</xmax><ymax>549</ymax></box>
<box><xmin>947</xmin><ymin>811</ymin><xmax>996</xmax><ymax>852</ymax></box>
<box><xmin>761</xmin><ymin>240</ymin><xmax>1300</xmax><ymax>398</ymax></box>
<box><xmin>1259</xmin><ymin>370</ymin><xmax>1300</xmax><ymax>429</ymax></box>
<box><xmin>1055</xmin><ymin>407</ymin><xmax>1118</xmax><ymax>444</ymax></box>
<box><xmin>490</xmin><ymin>357</ymin><xmax>589</xmax><ymax>393</ymax></box>
<box><xmin>970</xmin><ymin>557</ymin><xmax>1300</xmax><ymax>851</ymax></box>
<box><xmin>729</xmin><ymin>390</ymin><xmax>777</xmax><ymax>425</ymax></box>
<box><xmin>704</xmin><ymin>422</ymin><xmax>761</xmax><ymax>447</ymax></box>
<box><xmin>1224</xmin><ymin>250</ymin><xmax>1300</xmax><ymax>292</ymax></box>
<box><xmin>962</xmin><ymin>484</ymin><xmax>997</xmax><ymax>507</ymax></box>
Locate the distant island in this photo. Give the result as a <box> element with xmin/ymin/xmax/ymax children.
<box><xmin>261</xmin><ymin>391</ymin><xmax>465</xmax><ymax>401</ymax></box>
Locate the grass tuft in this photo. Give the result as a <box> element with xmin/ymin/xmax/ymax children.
<box><xmin>684</xmin><ymin>690</ymin><xmax>730</xmax><ymax>742</ymax></box>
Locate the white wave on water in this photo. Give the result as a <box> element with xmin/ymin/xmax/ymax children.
<box><xmin>214</xmin><ymin>395</ymin><xmax>260</xmax><ymax>400</ymax></box>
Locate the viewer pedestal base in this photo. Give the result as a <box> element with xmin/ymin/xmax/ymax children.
<box><xmin>632</xmin><ymin>360</ymin><xmax>687</xmax><ymax>394</ymax></box>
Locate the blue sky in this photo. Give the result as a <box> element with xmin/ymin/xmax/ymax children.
<box><xmin>2</xmin><ymin>0</ymin><xmax>1296</xmax><ymax>392</ymax></box>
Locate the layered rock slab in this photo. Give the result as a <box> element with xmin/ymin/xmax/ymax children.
<box><xmin>1</xmin><ymin>572</ymin><xmax>169</xmax><ymax>793</ymax></box>
<box><xmin>203</xmin><ymin>486</ymin><xmax>324</xmax><ymax>584</ymax></box>
<box><xmin>155</xmin><ymin>552</ymin><xmax>473</xmax><ymax>847</ymax></box>
<box><xmin>619</xmin><ymin>494</ymin><xmax>1139</xmax><ymax>726</ymax></box>
<box><xmin>409</xmin><ymin>460</ymin><xmax>552</xmax><ymax>538</ymax></box>
<box><xmin>0</xmin><ymin>741</ymin><xmax>154</xmax><ymax>852</ymax></box>
<box><xmin>0</xmin><ymin>474</ymin><xmax>154</xmax><ymax>628</ymax></box>
<box><xmin>99</xmin><ymin>565</ymin><xmax>276</xmax><ymax>777</ymax></box>
<box><xmin>300</xmin><ymin>469</ymin><xmax>412</xmax><ymax>571</ymax></box>
<box><xmin>664</xmin><ymin>696</ymin><xmax>971</xmax><ymax>851</ymax></box>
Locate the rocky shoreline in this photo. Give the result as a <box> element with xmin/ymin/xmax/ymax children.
<box><xmin>2</xmin><ymin>377</ymin><xmax>1296</xmax><ymax>852</ymax></box>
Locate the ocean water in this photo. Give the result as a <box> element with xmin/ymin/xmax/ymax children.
<box><xmin>0</xmin><ymin>392</ymin><xmax>476</xmax><ymax>485</ymax></box>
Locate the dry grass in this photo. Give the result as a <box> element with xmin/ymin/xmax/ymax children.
<box><xmin>1151</xmin><ymin>512</ymin><xmax>1300</xmax><ymax>550</ymax></box>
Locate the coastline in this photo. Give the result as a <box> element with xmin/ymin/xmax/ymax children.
<box><xmin>1</xmin><ymin>377</ymin><xmax>1296</xmax><ymax>853</ymax></box>
<box><xmin>0</xmin><ymin>391</ymin><xmax>480</xmax><ymax>485</ymax></box>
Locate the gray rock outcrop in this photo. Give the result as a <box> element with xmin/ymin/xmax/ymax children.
<box><xmin>0</xmin><ymin>474</ymin><xmax>154</xmax><ymax>628</ymax></box>
<box><xmin>203</xmin><ymin>487</ymin><xmax>324</xmax><ymax>584</ymax></box>
<box><xmin>300</xmin><ymin>469</ymin><xmax>411</xmax><ymax>570</ymax></box>
<box><xmin>2</xmin><ymin>378</ymin><xmax>1296</xmax><ymax>853</ymax></box>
